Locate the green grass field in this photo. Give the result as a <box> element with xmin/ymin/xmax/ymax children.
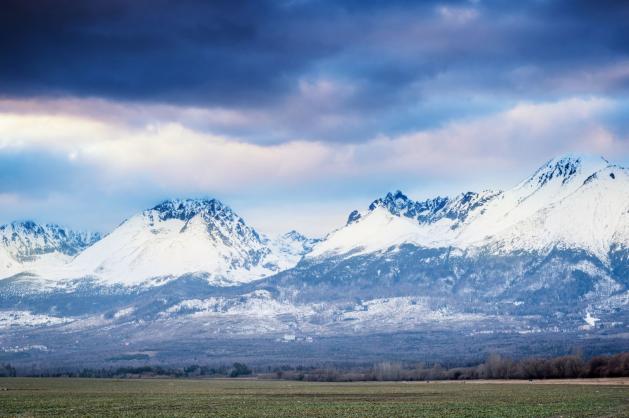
<box><xmin>0</xmin><ymin>378</ymin><xmax>627</xmax><ymax>417</ymax></box>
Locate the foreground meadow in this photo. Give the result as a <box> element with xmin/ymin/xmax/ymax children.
<box><xmin>0</xmin><ymin>377</ymin><xmax>627</xmax><ymax>417</ymax></box>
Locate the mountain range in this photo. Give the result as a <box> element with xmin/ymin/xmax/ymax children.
<box><xmin>1</xmin><ymin>154</ymin><xmax>628</xmax><ymax>367</ymax></box>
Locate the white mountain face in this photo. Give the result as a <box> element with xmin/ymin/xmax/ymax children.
<box><xmin>309</xmin><ymin>155</ymin><xmax>629</xmax><ymax>261</ymax></box>
<box><xmin>1</xmin><ymin>155</ymin><xmax>629</xmax><ymax>360</ymax></box>
<box><xmin>481</xmin><ymin>162</ymin><xmax>629</xmax><ymax>258</ymax></box>
<box><xmin>263</xmin><ymin>230</ymin><xmax>319</xmax><ymax>272</ymax></box>
<box><xmin>2</xmin><ymin>154</ymin><xmax>628</xmax><ymax>290</ymax></box>
<box><xmin>55</xmin><ymin>199</ymin><xmax>313</xmax><ymax>286</ymax></box>
<box><xmin>0</xmin><ymin>221</ymin><xmax>100</xmax><ymax>280</ymax></box>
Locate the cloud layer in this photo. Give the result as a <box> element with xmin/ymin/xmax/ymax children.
<box><xmin>1</xmin><ymin>96</ymin><xmax>626</xmax><ymax>234</ymax></box>
<box><xmin>2</xmin><ymin>1</ymin><xmax>629</xmax><ymax>142</ymax></box>
<box><xmin>1</xmin><ymin>1</ymin><xmax>629</xmax><ymax>234</ymax></box>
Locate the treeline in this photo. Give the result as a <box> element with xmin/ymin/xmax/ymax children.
<box><xmin>264</xmin><ymin>352</ymin><xmax>629</xmax><ymax>382</ymax></box>
<box><xmin>12</xmin><ymin>362</ymin><xmax>252</xmax><ymax>379</ymax></box>
<box><xmin>3</xmin><ymin>352</ymin><xmax>628</xmax><ymax>381</ymax></box>
<box><xmin>0</xmin><ymin>363</ymin><xmax>17</xmax><ymax>377</ymax></box>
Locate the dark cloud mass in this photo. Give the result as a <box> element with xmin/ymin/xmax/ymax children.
<box><xmin>1</xmin><ymin>0</ymin><xmax>628</xmax><ymax>141</ymax></box>
<box><xmin>1</xmin><ymin>1</ymin><xmax>629</xmax><ymax>234</ymax></box>
<box><xmin>0</xmin><ymin>0</ymin><xmax>333</xmax><ymax>104</ymax></box>
<box><xmin>0</xmin><ymin>0</ymin><xmax>629</xmax><ymax>105</ymax></box>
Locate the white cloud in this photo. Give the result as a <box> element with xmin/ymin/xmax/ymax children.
<box><xmin>0</xmin><ymin>112</ymin><xmax>339</xmax><ymax>191</ymax></box>
<box><xmin>437</xmin><ymin>6</ymin><xmax>480</xmax><ymax>24</ymax></box>
<box><xmin>0</xmin><ymin>97</ymin><xmax>623</xmax><ymax>183</ymax></box>
<box><xmin>364</xmin><ymin>97</ymin><xmax>621</xmax><ymax>177</ymax></box>
<box><xmin>0</xmin><ymin>96</ymin><xmax>626</xmax><ymax>234</ymax></box>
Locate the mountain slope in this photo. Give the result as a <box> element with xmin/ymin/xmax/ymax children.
<box><xmin>455</xmin><ymin>155</ymin><xmax>617</xmax><ymax>252</ymax></box>
<box><xmin>485</xmin><ymin>164</ymin><xmax>629</xmax><ymax>258</ymax></box>
<box><xmin>65</xmin><ymin>199</ymin><xmax>311</xmax><ymax>286</ymax></box>
<box><xmin>310</xmin><ymin>155</ymin><xmax>626</xmax><ymax>260</ymax></box>
<box><xmin>0</xmin><ymin>155</ymin><xmax>628</xmax><ymax>366</ymax></box>
<box><xmin>0</xmin><ymin>221</ymin><xmax>100</xmax><ymax>280</ymax></box>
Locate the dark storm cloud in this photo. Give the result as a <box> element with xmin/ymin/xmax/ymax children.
<box><xmin>1</xmin><ymin>0</ymin><xmax>628</xmax><ymax>141</ymax></box>
<box><xmin>0</xmin><ymin>0</ymin><xmax>338</xmax><ymax>105</ymax></box>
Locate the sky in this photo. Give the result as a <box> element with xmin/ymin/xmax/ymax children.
<box><xmin>1</xmin><ymin>0</ymin><xmax>629</xmax><ymax>237</ymax></box>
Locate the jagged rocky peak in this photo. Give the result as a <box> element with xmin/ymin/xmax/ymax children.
<box><xmin>347</xmin><ymin>210</ymin><xmax>362</xmax><ymax>225</ymax></box>
<box><xmin>0</xmin><ymin>221</ymin><xmax>100</xmax><ymax>260</ymax></box>
<box><xmin>149</xmin><ymin>198</ymin><xmax>232</xmax><ymax>222</ymax></box>
<box><xmin>369</xmin><ymin>190</ymin><xmax>411</xmax><ymax>212</ymax></box>
<box><xmin>145</xmin><ymin>198</ymin><xmax>265</xmax><ymax>250</ymax></box>
<box><xmin>369</xmin><ymin>190</ymin><xmax>417</xmax><ymax>215</ymax></box>
<box><xmin>64</xmin><ymin>197</ymin><xmax>289</xmax><ymax>285</ymax></box>
<box><xmin>366</xmin><ymin>189</ymin><xmax>499</xmax><ymax>225</ymax></box>
<box><xmin>369</xmin><ymin>190</ymin><xmax>445</xmax><ymax>218</ymax></box>
<box><xmin>442</xmin><ymin>190</ymin><xmax>501</xmax><ymax>222</ymax></box>
<box><xmin>528</xmin><ymin>154</ymin><xmax>610</xmax><ymax>187</ymax></box>
<box><xmin>368</xmin><ymin>190</ymin><xmax>432</xmax><ymax>218</ymax></box>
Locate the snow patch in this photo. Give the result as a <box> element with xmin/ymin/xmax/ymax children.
<box><xmin>0</xmin><ymin>310</ymin><xmax>71</xmax><ymax>328</ymax></box>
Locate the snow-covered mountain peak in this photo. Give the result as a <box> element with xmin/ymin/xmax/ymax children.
<box><xmin>483</xmin><ymin>163</ymin><xmax>629</xmax><ymax>259</ymax></box>
<box><xmin>53</xmin><ymin>199</ymin><xmax>321</xmax><ymax>287</ymax></box>
<box><xmin>0</xmin><ymin>221</ymin><xmax>101</xmax><ymax>281</ymax></box>
<box><xmin>4</xmin><ymin>154</ymin><xmax>628</xmax><ymax>289</ymax></box>
<box><xmin>0</xmin><ymin>221</ymin><xmax>100</xmax><ymax>260</ymax></box>
<box><xmin>468</xmin><ymin>155</ymin><xmax>616</xmax><ymax>234</ymax></box>
<box><xmin>144</xmin><ymin>198</ymin><xmax>263</xmax><ymax>248</ymax></box>
<box><xmin>310</xmin><ymin>154</ymin><xmax>629</xmax><ymax>260</ymax></box>
<box><xmin>64</xmin><ymin>198</ymin><xmax>275</xmax><ymax>285</ymax></box>
<box><xmin>309</xmin><ymin>205</ymin><xmax>439</xmax><ymax>258</ymax></box>
<box><xmin>367</xmin><ymin>189</ymin><xmax>500</xmax><ymax>226</ymax></box>
<box><xmin>369</xmin><ymin>190</ymin><xmax>412</xmax><ymax>213</ymax></box>
<box><xmin>524</xmin><ymin>154</ymin><xmax>610</xmax><ymax>189</ymax></box>
<box><xmin>440</xmin><ymin>190</ymin><xmax>501</xmax><ymax>223</ymax></box>
<box><xmin>368</xmin><ymin>190</ymin><xmax>448</xmax><ymax>222</ymax></box>
<box><xmin>148</xmin><ymin>198</ymin><xmax>231</xmax><ymax>222</ymax></box>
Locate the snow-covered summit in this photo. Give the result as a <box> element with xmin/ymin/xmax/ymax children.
<box><xmin>309</xmin><ymin>204</ymin><xmax>442</xmax><ymax>258</ymax></box>
<box><xmin>148</xmin><ymin>198</ymin><xmax>234</xmax><ymax>222</ymax></box>
<box><xmin>148</xmin><ymin>198</ymin><xmax>264</xmax><ymax>251</ymax></box>
<box><xmin>366</xmin><ymin>189</ymin><xmax>500</xmax><ymax>226</ymax></box>
<box><xmin>0</xmin><ymin>221</ymin><xmax>100</xmax><ymax>279</ymax></box>
<box><xmin>368</xmin><ymin>190</ymin><xmax>449</xmax><ymax>221</ymax></box>
<box><xmin>456</xmin><ymin>154</ymin><xmax>616</xmax><ymax>248</ymax></box>
<box><xmin>0</xmin><ymin>198</ymin><xmax>316</xmax><ymax>287</ymax></box>
<box><xmin>56</xmin><ymin>198</ymin><xmax>312</xmax><ymax>286</ymax></box>
<box><xmin>483</xmin><ymin>162</ymin><xmax>629</xmax><ymax>258</ymax></box>
<box><xmin>311</xmin><ymin>154</ymin><xmax>629</xmax><ymax>260</ymax></box>
<box><xmin>526</xmin><ymin>154</ymin><xmax>609</xmax><ymax>188</ymax></box>
<box><xmin>0</xmin><ymin>221</ymin><xmax>100</xmax><ymax>260</ymax></box>
<box><xmin>3</xmin><ymin>154</ymin><xmax>627</xmax><ymax>287</ymax></box>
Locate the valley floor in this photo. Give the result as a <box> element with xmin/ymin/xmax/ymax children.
<box><xmin>0</xmin><ymin>377</ymin><xmax>627</xmax><ymax>417</ymax></box>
